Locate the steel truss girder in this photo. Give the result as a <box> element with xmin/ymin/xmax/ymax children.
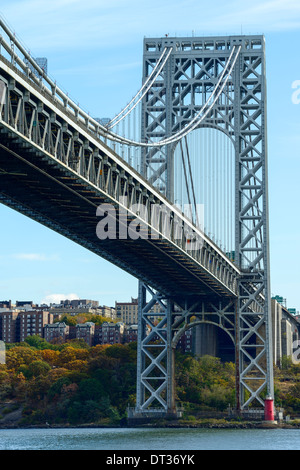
<box><xmin>237</xmin><ymin>274</ymin><xmax>273</xmax><ymax>408</ymax></box>
<box><xmin>234</xmin><ymin>38</ymin><xmax>274</xmax><ymax>408</ymax></box>
<box><xmin>136</xmin><ymin>281</ymin><xmax>174</xmax><ymax>412</ymax></box>
<box><xmin>136</xmin><ymin>281</ymin><xmax>237</xmax><ymax>415</ymax></box>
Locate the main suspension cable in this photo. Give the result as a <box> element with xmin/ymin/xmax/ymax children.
<box><xmin>0</xmin><ymin>17</ymin><xmax>241</xmax><ymax>151</ymax></box>
<box><xmin>103</xmin><ymin>45</ymin><xmax>240</xmax><ymax>147</ymax></box>
<box><xmin>107</xmin><ymin>47</ymin><xmax>172</xmax><ymax>130</ymax></box>
<box><xmin>155</xmin><ymin>45</ymin><xmax>241</xmax><ymax>146</ymax></box>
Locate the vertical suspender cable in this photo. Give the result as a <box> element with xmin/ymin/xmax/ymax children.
<box><xmin>184</xmin><ymin>136</ymin><xmax>198</xmax><ymax>227</ymax></box>
<box><xmin>211</xmin><ymin>127</ymin><xmax>214</xmax><ymax>240</ymax></box>
<box><xmin>205</xmin><ymin>127</ymin><xmax>208</xmax><ymax>235</ymax></box>
<box><xmin>180</xmin><ymin>140</ymin><xmax>192</xmax><ymax>219</ymax></box>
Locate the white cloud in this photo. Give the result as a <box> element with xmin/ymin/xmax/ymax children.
<box><xmin>41</xmin><ymin>293</ymin><xmax>79</xmax><ymax>305</ymax></box>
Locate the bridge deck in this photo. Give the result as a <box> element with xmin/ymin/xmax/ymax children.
<box><xmin>0</xmin><ymin>50</ymin><xmax>239</xmax><ymax>302</ymax></box>
<box><xmin>0</xmin><ymin>126</ymin><xmax>235</xmax><ymax>302</ymax></box>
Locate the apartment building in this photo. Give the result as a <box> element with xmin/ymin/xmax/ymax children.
<box><xmin>76</xmin><ymin>322</ymin><xmax>95</xmax><ymax>346</ymax></box>
<box><xmin>0</xmin><ymin>310</ymin><xmax>53</xmax><ymax>343</ymax></box>
<box><xmin>271</xmin><ymin>298</ymin><xmax>300</xmax><ymax>366</ymax></box>
<box><xmin>19</xmin><ymin>310</ymin><xmax>53</xmax><ymax>342</ymax></box>
<box><xmin>60</xmin><ymin>299</ymin><xmax>99</xmax><ymax>309</ymax></box>
<box><xmin>44</xmin><ymin>322</ymin><xmax>69</xmax><ymax>343</ymax></box>
<box><xmin>48</xmin><ymin>304</ymin><xmax>115</xmax><ymax>319</ymax></box>
<box><xmin>94</xmin><ymin>322</ymin><xmax>125</xmax><ymax>345</ymax></box>
<box><xmin>0</xmin><ymin>311</ymin><xmax>19</xmax><ymax>343</ymax></box>
<box><xmin>115</xmin><ymin>298</ymin><xmax>163</xmax><ymax>325</ymax></box>
<box><xmin>16</xmin><ymin>301</ymin><xmax>35</xmax><ymax>309</ymax></box>
<box><xmin>0</xmin><ymin>301</ymin><xmax>13</xmax><ymax>309</ymax></box>
<box><xmin>115</xmin><ymin>298</ymin><xmax>138</xmax><ymax>325</ymax></box>
<box><xmin>98</xmin><ymin>305</ymin><xmax>116</xmax><ymax>320</ymax></box>
<box><xmin>124</xmin><ymin>324</ymin><xmax>138</xmax><ymax>343</ymax></box>
<box><xmin>176</xmin><ymin>328</ymin><xmax>193</xmax><ymax>353</ymax></box>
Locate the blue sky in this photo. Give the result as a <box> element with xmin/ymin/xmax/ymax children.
<box><xmin>0</xmin><ymin>0</ymin><xmax>300</xmax><ymax>311</ymax></box>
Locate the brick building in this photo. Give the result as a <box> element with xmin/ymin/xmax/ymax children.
<box><xmin>0</xmin><ymin>311</ymin><xmax>19</xmax><ymax>343</ymax></box>
<box><xmin>124</xmin><ymin>324</ymin><xmax>138</xmax><ymax>343</ymax></box>
<box><xmin>94</xmin><ymin>322</ymin><xmax>125</xmax><ymax>345</ymax></box>
<box><xmin>76</xmin><ymin>322</ymin><xmax>95</xmax><ymax>346</ymax></box>
<box><xmin>176</xmin><ymin>328</ymin><xmax>193</xmax><ymax>353</ymax></box>
<box><xmin>0</xmin><ymin>301</ymin><xmax>12</xmax><ymax>309</ymax></box>
<box><xmin>0</xmin><ymin>310</ymin><xmax>53</xmax><ymax>343</ymax></box>
<box><xmin>19</xmin><ymin>311</ymin><xmax>53</xmax><ymax>342</ymax></box>
<box><xmin>44</xmin><ymin>322</ymin><xmax>69</xmax><ymax>343</ymax></box>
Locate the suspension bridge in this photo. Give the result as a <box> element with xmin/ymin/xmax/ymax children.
<box><xmin>0</xmin><ymin>17</ymin><xmax>274</xmax><ymax>418</ymax></box>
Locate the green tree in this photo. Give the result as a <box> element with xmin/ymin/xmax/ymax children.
<box><xmin>25</xmin><ymin>335</ymin><xmax>54</xmax><ymax>350</ymax></box>
<box><xmin>27</xmin><ymin>360</ymin><xmax>51</xmax><ymax>378</ymax></box>
<box><xmin>76</xmin><ymin>378</ymin><xmax>105</xmax><ymax>401</ymax></box>
<box><xmin>105</xmin><ymin>344</ymin><xmax>136</xmax><ymax>363</ymax></box>
<box><xmin>47</xmin><ymin>376</ymin><xmax>72</xmax><ymax>401</ymax></box>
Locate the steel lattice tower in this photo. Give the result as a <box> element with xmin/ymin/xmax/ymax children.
<box><xmin>136</xmin><ymin>35</ymin><xmax>273</xmax><ymax>414</ymax></box>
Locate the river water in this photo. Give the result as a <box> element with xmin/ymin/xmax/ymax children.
<box><xmin>0</xmin><ymin>427</ymin><xmax>299</xmax><ymax>450</ymax></box>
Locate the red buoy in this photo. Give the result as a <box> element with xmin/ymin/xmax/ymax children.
<box><xmin>264</xmin><ymin>396</ymin><xmax>275</xmax><ymax>421</ymax></box>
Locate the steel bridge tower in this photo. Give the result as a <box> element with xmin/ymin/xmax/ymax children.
<box><xmin>135</xmin><ymin>35</ymin><xmax>273</xmax><ymax>416</ymax></box>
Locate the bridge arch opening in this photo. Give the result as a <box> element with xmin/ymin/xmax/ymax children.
<box><xmin>171</xmin><ymin>320</ymin><xmax>236</xmax><ymax>412</ymax></box>
<box><xmin>172</xmin><ymin>320</ymin><xmax>235</xmax><ymax>364</ymax></box>
<box><xmin>173</xmin><ymin>126</ymin><xmax>235</xmax><ymax>259</ymax></box>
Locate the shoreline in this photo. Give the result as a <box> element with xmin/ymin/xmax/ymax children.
<box><xmin>0</xmin><ymin>421</ymin><xmax>299</xmax><ymax>430</ymax></box>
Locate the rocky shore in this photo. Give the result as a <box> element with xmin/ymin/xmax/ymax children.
<box><xmin>0</xmin><ymin>419</ymin><xmax>299</xmax><ymax>430</ymax></box>
<box><xmin>1</xmin><ymin>403</ymin><xmax>299</xmax><ymax>430</ymax></box>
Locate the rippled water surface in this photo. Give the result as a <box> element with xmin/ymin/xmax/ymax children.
<box><xmin>0</xmin><ymin>427</ymin><xmax>300</xmax><ymax>450</ymax></box>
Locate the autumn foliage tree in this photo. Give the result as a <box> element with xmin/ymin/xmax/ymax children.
<box><xmin>0</xmin><ymin>335</ymin><xmax>252</xmax><ymax>425</ymax></box>
<box><xmin>0</xmin><ymin>337</ymin><xmax>138</xmax><ymax>425</ymax></box>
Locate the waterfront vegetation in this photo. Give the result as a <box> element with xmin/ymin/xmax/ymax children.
<box><xmin>1</xmin><ymin>335</ymin><xmax>300</xmax><ymax>426</ymax></box>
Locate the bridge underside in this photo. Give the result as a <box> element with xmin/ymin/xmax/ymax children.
<box><xmin>0</xmin><ymin>127</ymin><xmax>234</xmax><ymax>304</ymax></box>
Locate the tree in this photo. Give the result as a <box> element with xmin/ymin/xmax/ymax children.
<box><xmin>47</xmin><ymin>376</ymin><xmax>72</xmax><ymax>401</ymax></box>
<box><xmin>25</xmin><ymin>335</ymin><xmax>53</xmax><ymax>350</ymax></box>
<box><xmin>56</xmin><ymin>346</ymin><xmax>89</xmax><ymax>367</ymax></box>
<box><xmin>27</xmin><ymin>360</ymin><xmax>51</xmax><ymax>378</ymax></box>
<box><xmin>65</xmin><ymin>359</ymin><xmax>88</xmax><ymax>372</ymax></box>
<box><xmin>41</xmin><ymin>349</ymin><xmax>60</xmax><ymax>367</ymax></box>
<box><xmin>105</xmin><ymin>344</ymin><xmax>136</xmax><ymax>363</ymax></box>
<box><xmin>6</xmin><ymin>346</ymin><xmax>40</xmax><ymax>371</ymax></box>
<box><xmin>76</xmin><ymin>378</ymin><xmax>105</xmax><ymax>401</ymax></box>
